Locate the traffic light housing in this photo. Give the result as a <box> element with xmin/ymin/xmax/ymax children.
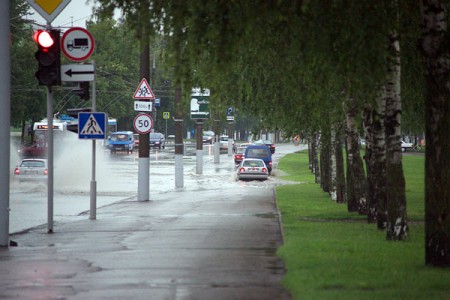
<box><xmin>34</xmin><ymin>29</ymin><xmax>61</xmax><ymax>86</ymax></box>
<box><xmin>72</xmin><ymin>81</ymin><xmax>90</xmax><ymax>100</ymax></box>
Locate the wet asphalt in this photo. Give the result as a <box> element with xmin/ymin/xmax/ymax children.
<box><xmin>0</xmin><ymin>144</ymin><xmax>299</xmax><ymax>300</ymax></box>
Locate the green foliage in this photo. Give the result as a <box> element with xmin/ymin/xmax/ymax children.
<box><xmin>276</xmin><ymin>151</ymin><xmax>447</xmax><ymax>299</ymax></box>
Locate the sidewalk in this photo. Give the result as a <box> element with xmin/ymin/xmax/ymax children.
<box><xmin>0</xmin><ymin>149</ymin><xmax>292</xmax><ymax>300</ymax></box>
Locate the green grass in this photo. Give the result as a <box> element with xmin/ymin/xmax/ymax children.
<box><xmin>276</xmin><ymin>151</ymin><xmax>449</xmax><ymax>300</ymax></box>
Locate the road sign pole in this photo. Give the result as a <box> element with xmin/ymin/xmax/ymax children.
<box><xmin>47</xmin><ymin>86</ymin><xmax>54</xmax><ymax>233</ymax></box>
<box><xmin>90</xmin><ymin>61</ymin><xmax>97</xmax><ymax>220</ymax></box>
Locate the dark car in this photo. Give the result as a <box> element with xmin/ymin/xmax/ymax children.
<box><xmin>150</xmin><ymin>132</ymin><xmax>165</xmax><ymax>149</ymax></box>
<box><xmin>254</xmin><ymin>139</ymin><xmax>275</xmax><ymax>154</ymax></box>
<box><xmin>244</xmin><ymin>145</ymin><xmax>273</xmax><ymax>174</ymax></box>
<box><xmin>17</xmin><ymin>144</ymin><xmax>47</xmax><ymax>158</ymax></box>
<box><xmin>234</xmin><ymin>146</ymin><xmax>246</xmax><ymax>166</ymax></box>
<box><xmin>202</xmin><ymin>131</ymin><xmax>215</xmax><ymax>144</ymax></box>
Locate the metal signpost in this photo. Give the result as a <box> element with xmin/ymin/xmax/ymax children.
<box><xmin>78</xmin><ymin>111</ymin><xmax>106</xmax><ymax>220</ymax></box>
<box><xmin>227</xmin><ymin>107</ymin><xmax>235</xmax><ymax>156</ymax></box>
<box><xmin>25</xmin><ymin>0</ymin><xmax>97</xmax><ymax>232</ymax></box>
<box><xmin>191</xmin><ymin>88</ymin><xmax>211</xmax><ymax>175</ymax></box>
<box><xmin>25</xmin><ymin>0</ymin><xmax>75</xmax><ymax>234</ymax></box>
<box><xmin>163</xmin><ymin>112</ymin><xmax>170</xmax><ymax>140</ymax></box>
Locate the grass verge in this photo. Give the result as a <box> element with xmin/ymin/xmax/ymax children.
<box><xmin>275</xmin><ymin>150</ymin><xmax>449</xmax><ymax>300</ymax></box>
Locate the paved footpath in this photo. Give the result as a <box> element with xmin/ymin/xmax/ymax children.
<box><xmin>0</xmin><ymin>148</ymin><xmax>294</xmax><ymax>300</ymax></box>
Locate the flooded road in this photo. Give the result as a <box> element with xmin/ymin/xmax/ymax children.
<box><xmin>9</xmin><ymin>141</ymin><xmax>304</xmax><ymax>234</ymax></box>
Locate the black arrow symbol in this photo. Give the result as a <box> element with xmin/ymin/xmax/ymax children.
<box><xmin>65</xmin><ymin>69</ymin><xmax>94</xmax><ymax>77</ymax></box>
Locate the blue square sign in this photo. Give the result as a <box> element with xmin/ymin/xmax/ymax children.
<box><xmin>78</xmin><ymin>112</ymin><xmax>106</xmax><ymax>139</ymax></box>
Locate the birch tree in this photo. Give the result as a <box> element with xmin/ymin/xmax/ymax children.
<box><xmin>385</xmin><ymin>26</ymin><xmax>408</xmax><ymax>240</ymax></box>
<box><xmin>419</xmin><ymin>0</ymin><xmax>450</xmax><ymax>267</ymax></box>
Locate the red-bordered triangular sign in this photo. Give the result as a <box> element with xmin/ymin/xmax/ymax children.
<box><xmin>133</xmin><ymin>78</ymin><xmax>155</xmax><ymax>99</ymax></box>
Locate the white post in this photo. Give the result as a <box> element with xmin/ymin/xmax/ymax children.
<box><xmin>90</xmin><ymin>61</ymin><xmax>97</xmax><ymax>219</ymax></box>
<box><xmin>0</xmin><ymin>0</ymin><xmax>11</xmax><ymax>246</ymax></box>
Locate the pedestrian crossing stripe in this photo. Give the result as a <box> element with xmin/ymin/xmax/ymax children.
<box><xmin>80</xmin><ymin>114</ymin><xmax>104</xmax><ymax>134</ymax></box>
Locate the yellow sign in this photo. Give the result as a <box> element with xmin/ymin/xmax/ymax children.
<box><xmin>35</xmin><ymin>0</ymin><xmax>63</xmax><ymax>14</ymax></box>
<box><xmin>163</xmin><ymin>112</ymin><xmax>170</xmax><ymax>120</ymax></box>
<box><xmin>26</xmin><ymin>0</ymin><xmax>71</xmax><ymax>23</ymax></box>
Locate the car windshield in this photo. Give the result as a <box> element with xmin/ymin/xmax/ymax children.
<box><xmin>21</xmin><ymin>161</ymin><xmax>45</xmax><ymax>168</ymax></box>
<box><xmin>110</xmin><ymin>134</ymin><xmax>129</xmax><ymax>141</ymax></box>
<box><xmin>150</xmin><ymin>133</ymin><xmax>163</xmax><ymax>139</ymax></box>
<box><xmin>220</xmin><ymin>136</ymin><xmax>228</xmax><ymax>141</ymax></box>
<box><xmin>243</xmin><ymin>160</ymin><xmax>264</xmax><ymax>167</ymax></box>
<box><xmin>236</xmin><ymin>147</ymin><xmax>246</xmax><ymax>154</ymax></box>
<box><xmin>246</xmin><ymin>148</ymin><xmax>270</xmax><ymax>157</ymax></box>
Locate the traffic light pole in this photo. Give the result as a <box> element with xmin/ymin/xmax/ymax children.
<box><xmin>47</xmin><ymin>86</ymin><xmax>54</xmax><ymax>233</ymax></box>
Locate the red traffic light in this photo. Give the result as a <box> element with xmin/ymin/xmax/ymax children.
<box><xmin>33</xmin><ymin>30</ymin><xmax>54</xmax><ymax>48</ymax></box>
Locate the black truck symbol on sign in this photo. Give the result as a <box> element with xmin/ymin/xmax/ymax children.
<box><xmin>67</xmin><ymin>38</ymin><xmax>89</xmax><ymax>51</ymax></box>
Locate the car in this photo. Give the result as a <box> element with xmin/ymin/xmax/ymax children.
<box><xmin>219</xmin><ymin>135</ymin><xmax>236</xmax><ymax>151</ymax></box>
<box><xmin>133</xmin><ymin>134</ymin><xmax>140</xmax><ymax>149</ymax></box>
<box><xmin>237</xmin><ymin>158</ymin><xmax>269</xmax><ymax>181</ymax></box>
<box><xmin>17</xmin><ymin>143</ymin><xmax>47</xmax><ymax>158</ymax></box>
<box><xmin>219</xmin><ymin>135</ymin><xmax>229</xmax><ymax>149</ymax></box>
<box><xmin>234</xmin><ymin>146</ymin><xmax>246</xmax><ymax>165</ymax></box>
<box><xmin>254</xmin><ymin>139</ymin><xmax>276</xmax><ymax>154</ymax></box>
<box><xmin>13</xmin><ymin>158</ymin><xmax>48</xmax><ymax>182</ymax></box>
<box><xmin>150</xmin><ymin>132</ymin><xmax>165</xmax><ymax>149</ymax></box>
<box><xmin>202</xmin><ymin>131</ymin><xmax>215</xmax><ymax>144</ymax></box>
<box><xmin>244</xmin><ymin>145</ymin><xmax>273</xmax><ymax>173</ymax></box>
<box><xmin>108</xmin><ymin>131</ymin><xmax>135</xmax><ymax>154</ymax></box>
<box><xmin>401</xmin><ymin>140</ymin><xmax>413</xmax><ymax>152</ymax></box>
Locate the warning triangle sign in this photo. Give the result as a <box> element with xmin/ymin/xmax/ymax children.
<box><xmin>80</xmin><ymin>114</ymin><xmax>104</xmax><ymax>135</ymax></box>
<box><xmin>133</xmin><ymin>78</ymin><xmax>155</xmax><ymax>99</ymax></box>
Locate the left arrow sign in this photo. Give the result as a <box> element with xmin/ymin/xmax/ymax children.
<box><xmin>61</xmin><ymin>64</ymin><xmax>95</xmax><ymax>82</ymax></box>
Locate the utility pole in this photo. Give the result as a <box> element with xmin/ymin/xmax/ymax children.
<box><xmin>137</xmin><ymin>35</ymin><xmax>150</xmax><ymax>201</ymax></box>
<box><xmin>0</xmin><ymin>0</ymin><xmax>11</xmax><ymax>247</ymax></box>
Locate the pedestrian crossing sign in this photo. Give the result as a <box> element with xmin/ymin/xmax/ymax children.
<box><xmin>78</xmin><ymin>112</ymin><xmax>106</xmax><ymax>139</ymax></box>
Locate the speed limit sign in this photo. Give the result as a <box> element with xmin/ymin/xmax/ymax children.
<box><xmin>133</xmin><ymin>113</ymin><xmax>153</xmax><ymax>134</ymax></box>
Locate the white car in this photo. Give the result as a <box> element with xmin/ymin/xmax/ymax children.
<box><xmin>237</xmin><ymin>158</ymin><xmax>269</xmax><ymax>181</ymax></box>
<box><xmin>219</xmin><ymin>135</ymin><xmax>230</xmax><ymax>150</ymax></box>
<box><xmin>401</xmin><ymin>140</ymin><xmax>413</xmax><ymax>152</ymax></box>
<box><xmin>13</xmin><ymin>158</ymin><xmax>48</xmax><ymax>182</ymax></box>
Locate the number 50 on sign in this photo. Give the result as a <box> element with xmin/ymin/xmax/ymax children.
<box><xmin>133</xmin><ymin>113</ymin><xmax>153</xmax><ymax>134</ymax></box>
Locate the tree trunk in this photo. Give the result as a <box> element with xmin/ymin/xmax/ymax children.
<box><xmin>320</xmin><ymin>129</ymin><xmax>330</xmax><ymax>193</ymax></box>
<box><xmin>419</xmin><ymin>0</ymin><xmax>450</xmax><ymax>266</ymax></box>
<box><xmin>308</xmin><ymin>136</ymin><xmax>313</xmax><ymax>172</ymax></box>
<box><xmin>385</xmin><ymin>28</ymin><xmax>408</xmax><ymax>240</ymax></box>
<box><xmin>335</xmin><ymin>129</ymin><xmax>346</xmax><ymax>203</ymax></box>
<box><xmin>312</xmin><ymin>132</ymin><xmax>320</xmax><ymax>184</ymax></box>
<box><xmin>364</xmin><ymin>91</ymin><xmax>388</xmax><ymax>228</ymax></box>
<box><xmin>330</xmin><ymin>124</ymin><xmax>338</xmax><ymax>201</ymax></box>
<box><xmin>344</xmin><ymin>98</ymin><xmax>367</xmax><ymax>214</ymax></box>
